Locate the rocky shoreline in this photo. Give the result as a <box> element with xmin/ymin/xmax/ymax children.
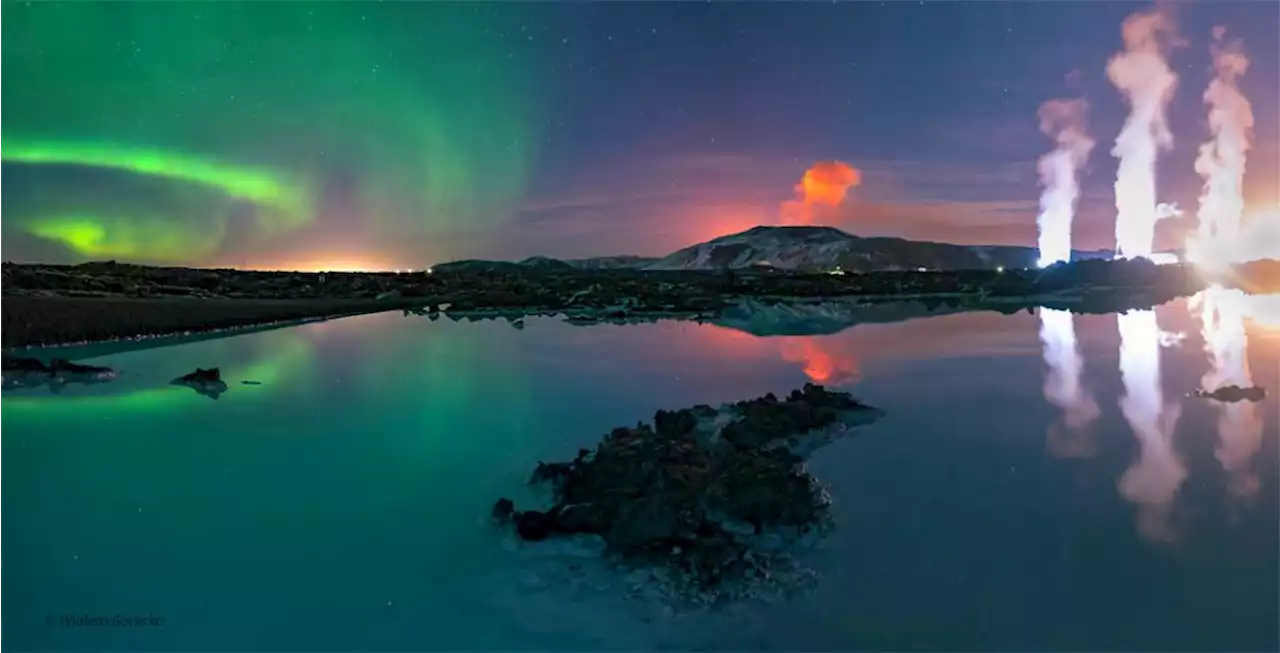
<box><xmin>0</xmin><ymin>295</ymin><xmax>429</xmax><ymax>349</ymax></box>
<box><xmin>494</xmin><ymin>384</ymin><xmax>885</xmax><ymax>606</ymax></box>
<box><xmin>4</xmin><ymin>257</ymin><xmax>1274</xmax><ymax>348</ymax></box>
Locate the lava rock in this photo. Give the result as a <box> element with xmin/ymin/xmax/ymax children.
<box><xmin>492</xmin><ymin>498</ymin><xmax>516</xmax><ymax>522</ymax></box>
<box><xmin>2</xmin><ymin>356</ymin><xmax>116</xmax><ymax>391</ymax></box>
<box><xmin>171</xmin><ymin>367</ymin><xmax>229</xmax><ymax>400</ymax></box>
<box><xmin>493</xmin><ymin>384</ymin><xmax>885</xmax><ymax>601</ymax></box>
<box><xmin>515</xmin><ymin>510</ymin><xmax>554</xmax><ymax>541</ymax></box>
<box><xmin>1195</xmin><ymin>385</ymin><xmax>1266</xmax><ymax>403</ymax></box>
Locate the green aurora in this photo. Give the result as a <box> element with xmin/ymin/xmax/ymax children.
<box><xmin>2</xmin><ymin>2</ymin><xmax>539</xmax><ymax>265</ymax></box>
<box><xmin>27</xmin><ymin>214</ymin><xmax>228</xmax><ymax>263</ymax></box>
<box><xmin>4</xmin><ymin>141</ymin><xmax>313</xmax><ymax>229</ymax></box>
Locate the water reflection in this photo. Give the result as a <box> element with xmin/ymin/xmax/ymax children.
<box><xmin>1116</xmin><ymin>309</ymin><xmax>1185</xmax><ymax>542</ymax></box>
<box><xmin>1038</xmin><ymin>308</ymin><xmax>1099</xmax><ymax>458</ymax></box>
<box><xmin>2</xmin><ymin>332</ymin><xmax>318</xmax><ymax>416</ymax></box>
<box><xmin>778</xmin><ymin>336</ymin><xmax>859</xmax><ymax>386</ymax></box>
<box><xmin>3</xmin><ymin>299</ymin><xmax>1277</xmax><ymax>651</ymax></box>
<box><xmin>1194</xmin><ymin>287</ymin><xmax>1265</xmax><ymax>500</ymax></box>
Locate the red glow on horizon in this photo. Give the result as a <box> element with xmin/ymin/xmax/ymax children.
<box><xmin>678</xmin><ymin>203</ymin><xmax>776</xmax><ymax>244</ymax></box>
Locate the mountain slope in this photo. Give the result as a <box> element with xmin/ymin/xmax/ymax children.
<box><xmin>644</xmin><ymin>226</ymin><xmax>1111</xmax><ymax>272</ymax></box>
<box><xmin>565</xmin><ymin>255</ymin><xmax>660</xmax><ymax>270</ymax></box>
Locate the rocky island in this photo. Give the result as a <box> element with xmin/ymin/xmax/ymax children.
<box><xmin>494</xmin><ymin>383</ymin><xmax>885</xmax><ymax>605</ymax></box>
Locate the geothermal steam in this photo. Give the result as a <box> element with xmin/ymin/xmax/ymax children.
<box><xmin>1035</xmin><ymin>99</ymin><xmax>1095</xmax><ymax>267</ymax></box>
<box><xmin>1106</xmin><ymin>7</ymin><xmax>1181</xmax><ymax>260</ymax></box>
<box><xmin>1191</xmin><ymin>27</ymin><xmax>1255</xmax><ymax>268</ymax></box>
<box><xmin>780</xmin><ymin>161</ymin><xmax>862</xmax><ymax>226</ymax></box>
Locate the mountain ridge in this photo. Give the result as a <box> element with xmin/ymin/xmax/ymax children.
<box><xmin>443</xmin><ymin>225</ymin><xmax>1118</xmax><ymax>273</ymax></box>
<box><xmin>642</xmin><ymin>225</ymin><xmax>1116</xmax><ymax>272</ymax></box>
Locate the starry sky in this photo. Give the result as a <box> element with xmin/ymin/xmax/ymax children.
<box><xmin>3</xmin><ymin>1</ymin><xmax>1277</xmax><ymax>270</ymax></box>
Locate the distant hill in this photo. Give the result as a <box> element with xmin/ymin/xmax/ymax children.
<box><xmin>434</xmin><ymin>225</ymin><xmax>1124</xmax><ymax>274</ymax></box>
<box><xmin>565</xmin><ymin>255</ymin><xmax>661</xmax><ymax>270</ymax></box>
<box><xmin>644</xmin><ymin>226</ymin><xmax>1113</xmax><ymax>272</ymax></box>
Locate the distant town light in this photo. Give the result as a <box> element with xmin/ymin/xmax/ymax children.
<box><xmin>426</xmin><ymin>267</ymin><xmax>435</xmax><ymax>274</ymax></box>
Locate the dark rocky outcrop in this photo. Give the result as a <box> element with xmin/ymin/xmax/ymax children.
<box><xmin>171</xmin><ymin>367</ymin><xmax>228</xmax><ymax>400</ymax></box>
<box><xmin>1</xmin><ymin>356</ymin><xmax>116</xmax><ymax>391</ymax></box>
<box><xmin>493</xmin><ymin>384</ymin><xmax>885</xmax><ymax>603</ymax></box>
<box><xmin>1194</xmin><ymin>385</ymin><xmax>1267</xmax><ymax>403</ymax></box>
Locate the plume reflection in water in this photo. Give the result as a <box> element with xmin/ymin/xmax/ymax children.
<box><xmin>1039</xmin><ymin>308</ymin><xmax>1100</xmax><ymax>457</ymax></box>
<box><xmin>1194</xmin><ymin>287</ymin><xmax>1265</xmax><ymax>500</ymax></box>
<box><xmin>1117</xmin><ymin>309</ymin><xmax>1185</xmax><ymax>542</ymax></box>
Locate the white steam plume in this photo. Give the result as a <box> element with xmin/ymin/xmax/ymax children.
<box><xmin>1035</xmin><ymin>99</ymin><xmax>1095</xmax><ymax>267</ymax></box>
<box><xmin>1106</xmin><ymin>7</ymin><xmax>1181</xmax><ymax>260</ymax></box>
<box><xmin>1190</xmin><ymin>27</ymin><xmax>1254</xmax><ymax>268</ymax></box>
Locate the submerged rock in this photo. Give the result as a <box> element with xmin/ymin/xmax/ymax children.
<box><xmin>1194</xmin><ymin>385</ymin><xmax>1266</xmax><ymax>403</ymax></box>
<box><xmin>494</xmin><ymin>383</ymin><xmax>884</xmax><ymax>604</ymax></box>
<box><xmin>172</xmin><ymin>367</ymin><xmax>229</xmax><ymax>400</ymax></box>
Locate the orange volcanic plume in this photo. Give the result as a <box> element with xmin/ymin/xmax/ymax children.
<box><xmin>780</xmin><ymin>161</ymin><xmax>862</xmax><ymax>226</ymax></box>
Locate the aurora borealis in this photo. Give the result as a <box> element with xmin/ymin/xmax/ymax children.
<box><xmin>3</xmin><ymin>2</ymin><xmax>536</xmax><ymax>267</ymax></box>
<box><xmin>3</xmin><ymin>2</ymin><xmax>1277</xmax><ymax>268</ymax></box>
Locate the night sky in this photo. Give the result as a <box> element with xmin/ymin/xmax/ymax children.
<box><xmin>3</xmin><ymin>1</ymin><xmax>1277</xmax><ymax>270</ymax></box>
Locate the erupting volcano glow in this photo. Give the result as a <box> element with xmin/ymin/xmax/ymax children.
<box><xmin>1193</xmin><ymin>287</ymin><xmax>1264</xmax><ymax>499</ymax></box>
<box><xmin>1116</xmin><ymin>309</ymin><xmax>1184</xmax><ymax>542</ymax></box>
<box><xmin>1107</xmin><ymin>8</ymin><xmax>1181</xmax><ymax>260</ymax></box>
<box><xmin>1189</xmin><ymin>28</ymin><xmax>1255</xmax><ymax>270</ymax></box>
<box><xmin>1039</xmin><ymin>308</ymin><xmax>1100</xmax><ymax>457</ymax></box>
<box><xmin>779</xmin><ymin>161</ymin><xmax>862</xmax><ymax>227</ymax></box>
<box><xmin>1035</xmin><ymin>100</ymin><xmax>1095</xmax><ymax>267</ymax></box>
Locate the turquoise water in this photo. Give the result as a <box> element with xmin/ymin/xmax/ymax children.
<box><xmin>4</xmin><ymin>291</ymin><xmax>1278</xmax><ymax>651</ymax></box>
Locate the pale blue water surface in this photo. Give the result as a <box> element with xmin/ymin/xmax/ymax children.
<box><xmin>4</xmin><ymin>293</ymin><xmax>1277</xmax><ymax>651</ymax></box>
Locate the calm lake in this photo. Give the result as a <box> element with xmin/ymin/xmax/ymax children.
<box><xmin>4</xmin><ymin>289</ymin><xmax>1278</xmax><ymax>651</ymax></box>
